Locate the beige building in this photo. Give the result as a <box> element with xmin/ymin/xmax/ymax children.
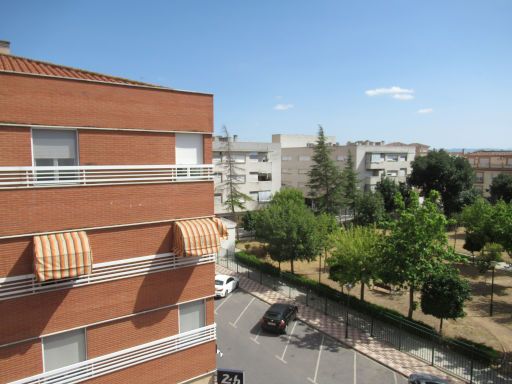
<box><xmin>213</xmin><ymin>136</ymin><xmax>281</xmax><ymax>214</ymax></box>
<box><xmin>272</xmin><ymin>135</ymin><xmax>420</xmax><ymax>196</ymax></box>
<box><xmin>461</xmin><ymin>151</ymin><xmax>512</xmax><ymax>196</ymax></box>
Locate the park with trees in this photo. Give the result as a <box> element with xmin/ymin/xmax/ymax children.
<box><xmin>237</xmin><ymin>127</ymin><xmax>512</xmax><ymax>355</ymax></box>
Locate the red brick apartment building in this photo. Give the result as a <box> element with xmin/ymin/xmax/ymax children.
<box><xmin>0</xmin><ymin>41</ymin><xmax>221</xmax><ymax>384</ymax></box>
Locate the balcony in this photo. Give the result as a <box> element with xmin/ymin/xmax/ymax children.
<box><xmin>0</xmin><ymin>164</ymin><xmax>213</xmax><ymax>189</ymax></box>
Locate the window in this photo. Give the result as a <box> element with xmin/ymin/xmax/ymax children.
<box><xmin>386</xmin><ymin>170</ymin><xmax>398</xmax><ymax>177</ymax></box>
<box><xmin>248</xmin><ymin>172</ymin><xmax>259</xmax><ymax>183</ymax></box>
<box><xmin>370</xmin><ymin>153</ymin><xmax>384</xmax><ymax>163</ymax></box>
<box><xmin>282</xmin><ymin>155</ymin><xmax>292</xmax><ymax>161</ymax></box>
<box><xmin>175</xmin><ymin>133</ymin><xmax>203</xmax><ymax>165</ymax></box>
<box><xmin>258</xmin><ymin>190</ymin><xmax>272</xmax><ymax>202</ymax></box>
<box><xmin>179</xmin><ymin>300</ymin><xmax>205</xmax><ymax>333</ymax></box>
<box><xmin>479</xmin><ymin>158</ymin><xmax>489</xmax><ymax>167</ymax></box>
<box><xmin>386</xmin><ymin>154</ymin><xmax>399</xmax><ymax>162</ymax></box>
<box><xmin>399</xmin><ymin>154</ymin><xmax>407</xmax><ymax>161</ymax></box>
<box><xmin>213</xmin><ymin>153</ymin><xmax>222</xmax><ymax>164</ymax></box>
<box><xmin>248</xmin><ymin>152</ymin><xmax>259</xmax><ymax>162</ymax></box>
<box><xmin>336</xmin><ymin>156</ymin><xmax>345</xmax><ymax>161</ymax></box>
<box><xmin>43</xmin><ymin>329</ymin><xmax>86</xmax><ymax>372</ymax></box>
<box><xmin>214</xmin><ymin>193</ymin><xmax>223</xmax><ymax>205</ymax></box>
<box><xmin>372</xmin><ymin>169</ymin><xmax>381</xmax><ymax>177</ymax></box>
<box><xmin>475</xmin><ymin>172</ymin><xmax>484</xmax><ymax>183</ymax></box>
<box><xmin>298</xmin><ymin>169</ymin><xmax>309</xmax><ymax>175</ymax></box>
<box><xmin>228</xmin><ymin>174</ymin><xmax>245</xmax><ymax>184</ymax></box>
<box><xmin>282</xmin><ymin>168</ymin><xmax>293</xmax><ymax>174</ymax></box>
<box><xmin>213</xmin><ymin>172</ymin><xmax>223</xmax><ymax>184</ymax></box>
<box><xmin>249</xmin><ymin>191</ymin><xmax>259</xmax><ymax>201</ymax></box>
<box><xmin>258</xmin><ymin>173</ymin><xmax>272</xmax><ymax>181</ymax></box>
<box><xmin>228</xmin><ymin>153</ymin><xmax>246</xmax><ymax>163</ymax></box>
<box><xmin>399</xmin><ymin>168</ymin><xmax>407</xmax><ymax>177</ymax></box>
<box><xmin>32</xmin><ymin>129</ymin><xmax>78</xmax><ymax>182</ymax></box>
<box><xmin>299</xmin><ymin>155</ymin><xmax>310</xmax><ymax>161</ymax></box>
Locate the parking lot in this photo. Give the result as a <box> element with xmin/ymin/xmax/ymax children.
<box><xmin>215</xmin><ymin>289</ymin><xmax>408</xmax><ymax>384</ymax></box>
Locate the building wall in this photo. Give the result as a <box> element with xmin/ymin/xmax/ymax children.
<box><xmin>0</xmin><ymin>73</ymin><xmax>213</xmax><ymax>133</ymax></box>
<box><xmin>464</xmin><ymin>151</ymin><xmax>512</xmax><ymax>196</ymax></box>
<box><xmin>0</xmin><ymin>69</ymin><xmax>216</xmax><ymax>383</ymax></box>
<box><xmin>213</xmin><ymin>140</ymin><xmax>281</xmax><ymax>214</ymax></box>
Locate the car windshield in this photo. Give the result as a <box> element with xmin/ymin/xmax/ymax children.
<box><xmin>215</xmin><ymin>280</ymin><xmax>223</xmax><ymax>286</ymax></box>
<box><xmin>264</xmin><ymin>311</ymin><xmax>281</xmax><ymax>319</ymax></box>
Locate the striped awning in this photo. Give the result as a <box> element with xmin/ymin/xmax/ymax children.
<box><xmin>173</xmin><ymin>218</ymin><xmax>228</xmax><ymax>257</ymax></box>
<box><xmin>33</xmin><ymin>231</ymin><xmax>93</xmax><ymax>282</ymax></box>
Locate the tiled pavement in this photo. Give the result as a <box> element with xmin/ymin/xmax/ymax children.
<box><xmin>216</xmin><ymin>263</ymin><xmax>464</xmax><ymax>383</ymax></box>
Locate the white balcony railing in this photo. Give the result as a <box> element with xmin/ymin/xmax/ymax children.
<box><xmin>0</xmin><ymin>253</ymin><xmax>215</xmax><ymax>301</ymax></box>
<box><xmin>9</xmin><ymin>324</ymin><xmax>216</xmax><ymax>384</ymax></box>
<box><xmin>0</xmin><ymin>164</ymin><xmax>213</xmax><ymax>189</ymax></box>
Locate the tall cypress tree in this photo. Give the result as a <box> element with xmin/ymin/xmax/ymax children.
<box><xmin>307</xmin><ymin>126</ymin><xmax>343</xmax><ymax>214</ymax></box>
<box><xmin>341</xmin><ymin>150</ymin><xmax>358</xmax><ymax>214</ymax></box>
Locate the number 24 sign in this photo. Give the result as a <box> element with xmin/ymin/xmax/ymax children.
<box><xmin>217</xmin><ymin>369</ymin><xmax>244</xmax><ymax>384</ymax></box>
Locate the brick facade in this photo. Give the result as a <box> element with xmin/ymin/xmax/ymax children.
<box><xmin>0</xmin><ymin>73</ymin><xmax>212</xmax><ymax>133</ymax></box>
<box><xmin>0</xmin><ymin>58</ymin><xmax>216</xmax><ymax>383</ymax></box>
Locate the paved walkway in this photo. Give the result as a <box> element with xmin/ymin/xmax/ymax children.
<box><xmin>216</xmin><ymin>263</ymin><xmax>464</xmax><ymax>383</ymax></box>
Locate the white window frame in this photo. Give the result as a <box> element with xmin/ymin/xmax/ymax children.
<box><xmin>248</xmin><ymin>172</ymin><xmax>259</xmax><ymax>183</ymax></box>
<box><xmin>299</xmin><ymin>155</ymin><xmax>311</xmax><ymax>162</ymax></box>
<box><xmin>258</xmin><ymin>190</ymin><xmax>272</xmax><ymax>202</ymax></box>
<box><xmin>178</xmin><ymin>299</ymin><xmax>206</xmax><ymax>334</ymax></box>
<box><xmin>42</xmin><ymin>328</ymin><xmax>87</xmax><ymax>372</ymax></box>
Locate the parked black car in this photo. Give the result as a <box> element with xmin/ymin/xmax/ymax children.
<box><xmin>408</xmin><ymin>373</ymin><xmax>449</xmax><ymax>384</ymax></box>
<box><xmin>261</xmin><ymin>303</ymin><xmax>298</xmax><ymax>334</ymax></box>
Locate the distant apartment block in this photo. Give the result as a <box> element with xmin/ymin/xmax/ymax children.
<box><xmin>462</xmin><ymin>150</ymin><xmax>512</xmax><ymax>196</ymax></box>
<box><xmin>213</xmin><ymin>136</ymin><xmax>281</xmax><ymax>214</ymax></box>
<box><xmin>273</xmin><ymin>135</ymin><xmax>422</xmax><ymax>196</ymax></box>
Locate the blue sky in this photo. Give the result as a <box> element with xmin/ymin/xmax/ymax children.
<box><xmin>1</xmin><ymin>1</ymin><xmax>511</xmax><ymax>148</ymax></box>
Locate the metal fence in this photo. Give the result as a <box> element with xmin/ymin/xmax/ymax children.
<box><xmin>217</xmin><ymin>253</ymin><xmax>512</xmax><ymax>384</ymax></box>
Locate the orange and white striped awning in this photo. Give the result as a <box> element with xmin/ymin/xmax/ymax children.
<box><xmin>173</xmin><ymin>218</ymin><xmax>228</xmax><ymax>257</ymax></box>
<box><xmin>33</xmin><ymin>231</ymin><xmax>93</xmax><ymax>282</ymax></box>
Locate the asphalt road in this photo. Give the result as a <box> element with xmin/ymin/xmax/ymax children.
<box><xmin>215</xmin><ymin>289</ymin><xmax>408</xmax><ymax>384</ymax></box>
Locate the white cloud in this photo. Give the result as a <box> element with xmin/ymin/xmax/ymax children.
<box><xmin>274</xmin><ymin>103</ymin><xmax>294</xmax><ymax>111</ymax></box>
<box><xmin>393</xmin><ymin>94</ymin><xmax>414</xmax><ymax>100</ymax></box>
<box><xmin>417</xmin><ymin>108</ymin><xmax>433</xmax><ymax>114</ymax></box>
<box><xmin>365</xmin><ymin>86</ymin><xmax>414</xmax><ymax>100</ymax></box>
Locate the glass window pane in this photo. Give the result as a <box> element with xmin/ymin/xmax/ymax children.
<box><xmin>179</xmin><ymin>300</ymin><xmax>205</xmax><ymax>333</ymax></box>
<box><xmin>43</xmin><ymin>329</ymin><xmax>86</xmax><ymax>372</ymax></box>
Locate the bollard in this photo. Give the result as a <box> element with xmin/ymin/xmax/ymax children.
<box><xmin>370</xmin><ymin>317</ymin><xmax>374</xmax><ymax>338</ymax></box>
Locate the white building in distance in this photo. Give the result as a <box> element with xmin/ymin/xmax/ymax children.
<box><xmin>213</xmin><ymin>136</ymin><xmax>281</xmax><ymax>215</ymax></box>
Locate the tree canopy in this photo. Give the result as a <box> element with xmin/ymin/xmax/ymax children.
<box><xmin>327</xmin><ymin>226</ymin><xmax>382</xmax><ymax>301</ymax></box>
<box><xmin>307</xmin><ymin>126</ymin><xmax>343</xmax><ymax>214</ymax></box>
<box><xmin>420</xmin><ymin>269</ymin><xmax>471</xmax><ymax>333</ymax></box>
<box><xmin>340</xmin><ymin>150</ymin><xmax>358</xmax><ymax>213</ymax></box>
<box><xmin>408</xmin><ymin>149</ymin><xmax>475</xmax><ymax>216</ymax></box>
<box><xmin>254</xmin><ymin>188</ymin><xmax>322</xmax><ymax>274</ymax></box>
<box><xmin>489</xmin><ymin>173</ymin><xmax>512</xmax><ymax>204</ymax></box>
<box><xmin>380</xmin><ymin>190</ymin><xmax>459</xmax><ymax>318</ymax></box>
<box><xmin>353</xmin><ymin>192</ymin><xmax>385</xmax><ymax>226</ymax></box>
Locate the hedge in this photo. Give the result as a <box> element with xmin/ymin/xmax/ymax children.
<box><xmin>234</xmin><ymin>251</ymin><xmax>500</xmax><ymax>363</ymax></box>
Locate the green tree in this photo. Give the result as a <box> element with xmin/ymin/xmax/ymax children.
<box><xmin>316</xmin><ymin>213</ymin><xmax>338</xmax><ymax>282</ymax></box>
<box><xmin>476</xmin><ymin>243</ymin><xmax>503</xmax><ymax>274</ymax></box>
<box><xmin>380</xmin><ymin>190</ymin><xmax>459</xmax><ymax>318</ymax></box>
<box><xmin>307</xmin><ymin>126</ymin><xmax>343</xmax><ymax>214</ymax></box>
<box><xmin>489</xmin><ymin>173</ymin><xmax>512</xmax><ymax>203</ymax></box>
<box><xmin>408</xmin><ymin>149</ymin><xmax>475</xmax><ymax>216</ymax></box>
<box><xmin>242</xmin><ymin>210</ymin><xmax>257</xmax><ymax>232</ymax></box>
<box><xmin>376</xmin><ymin>177</ymin><xmax>400</xmax><ymax>213</ymax></box>
<box><xmin>254</xmin><ymin>189</ymin><xmax>322</xmax><ymax>274</ymax></box>
<box><xmin>421</xmin><ymin>269</ymin><xmax>471</xmax><ymax>333</ymax></box>
<box><xmin>218</xmin><ymin>126</ymin><xmax>252</xmax><ymax>225</ymax></box>
<box><xmin>327</xmin><ymin>226</ymin><xmax>382</xmax><ymax>301</ymax></box>
<box><xmin>353</xmin><ymin>192</ymin><xmax>385</xmax><ymax>226</ymax></box>
<box><xmin>340</xmin><ymin>150</ymin><xmax>358</xmax><ymax>214</ymax></box>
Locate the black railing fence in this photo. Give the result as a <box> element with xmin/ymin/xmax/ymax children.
<box><xmin>217</xmin><ymin>252</ymin><xmax>512</xmax><ymax>384</ymax></box>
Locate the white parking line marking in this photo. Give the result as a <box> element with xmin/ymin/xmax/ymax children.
<box><xmin>307</xmin><ymin>334</ymin><xmax>324</xmax><ymax>384</ymax></box>
<box><xmin>229</xmin><ymin>297</ymin><xmax>255</xmax><ymax>328</ymax></box>
<box><xmin>353</xmin><ymin>351</ymin><xmax>357</xmax><ymax>384</ymax></box>
<box><xmin>275</xmin><ymin>320</ymin><xmax>298</xmax><ymax>364</ymax></box>
<box><xmin>214</xmin><ymin>293</ymin><xmax>233</xmax><ymax>314</ymax></box>
<box><xmin>393</xmin><ymin>372</ymin><xmax>398</xmax><ymax>384</ymax></box>
<box><xmin>250</xmin><ymin>327</ymin><xmax>261</xmax><ymax>344</ymax></box>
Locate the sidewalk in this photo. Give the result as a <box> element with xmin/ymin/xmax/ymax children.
<box><xmin>216</xmin><ymin>263</ymin><xmax>464</xmax><ymax>383</ymax></box>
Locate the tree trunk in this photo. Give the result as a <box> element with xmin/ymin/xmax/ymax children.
<box><xmin>408</xmin><ymin>286</ymin><xmax>415</xmax><ymax>319</ymax></box>
<box><xmin>290</xmin><ymin>258</ymin><xmax>295</xmax><ymax>274</ymax></box>
<box><xmin>360</xmin><ymin>281</ymin><xmax>365</xmax><ymax>301</ymax></box>
<box><xmin>439</xmin><ymin>318</ymin><xmax>444</xmax><ymax>334</ymax></box>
